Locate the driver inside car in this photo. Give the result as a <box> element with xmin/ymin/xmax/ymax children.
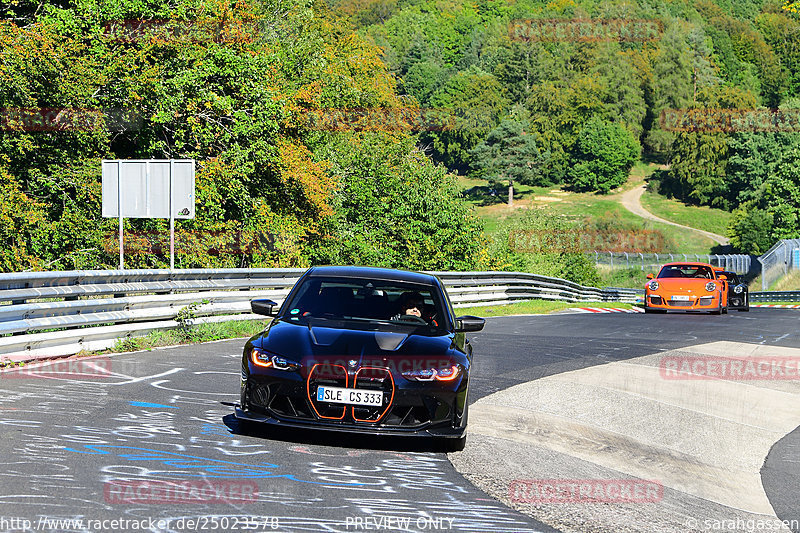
<box><xmin>391</xmin><ymin>291</ymin><xmax>425</xmax><ymax>320</ymax></box>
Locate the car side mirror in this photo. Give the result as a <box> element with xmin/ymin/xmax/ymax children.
<box><xmin>718</xmin><ymin>275</ymin><xmax>727</xmax><ymax>281</ymax></box>
<box><xmin>646</xmin><ymin>273</ymin><xmax>654</xmax><ymax>280</ymax></box>
<box><xmin>455</xmin><ymin>316</ymin><xmax>485</xmax><ymax>333</ymax></box>
<box><xmin>251</xmin><ymin>299</ymin><xmax>278</xmax><ymax>316</ymax></box>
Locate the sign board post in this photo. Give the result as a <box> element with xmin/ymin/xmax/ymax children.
<box><xmin>102</xmin><ymin>159</ymin><xmax>195</xmax><ymax>270</ymax></box>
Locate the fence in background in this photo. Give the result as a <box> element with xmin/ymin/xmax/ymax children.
<box><xmin>593</xmin><ymin>252</ymin><xmax>755</xmax><ymax>276</ymax></box>
<box><xmin>0</xmin><ymin>269</ymin><xmax>638</xmax><ymax>360</ymax></box>
<box><xmin>757</xmin><ymin>239</ymin><xmax>800</xmax><ymax>291</ymax></box>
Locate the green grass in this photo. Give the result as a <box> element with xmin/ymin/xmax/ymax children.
<box><xmin>461</xmin><ymin>163</ymin><xmax>723</xmax><ymax>256</ymax></box>
<box><xmin>747</xmin><ymin>270</ymin><xmax>800</xmax><ymax>291</ymax></box>
<box><xmin>102</xmin><ymin>319</ymin><xmax>268</xmax><ymax>354</ymax></box>
<box><xmin>475</xmin><ymin>195</ymin><xmax>718</xmax><ymax>255</ymax></box>
<box><xmin>456</xmin><ymin>299</ymin><xmax>634</xmax><ymax>317</ymax></box>
<box><xmin>596</xmin><ymin>266</ymin><xmax>650</xmax><ymax>289</ymax></box>
<box><xmin>639</xmin><ymin>190</ymin><xmax>731</xmax><ymax>237</ymax></box>
<box><xmin>772</xmin><ymin>270</ymin><xmax>800</xmax><ymax>291</ymax></box>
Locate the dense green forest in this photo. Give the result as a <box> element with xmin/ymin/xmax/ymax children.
<box><xmin>0</xmin><ymin>0</ymin><xmax>798</xmax><ymax>277</ymax></box>
<box><xmin>0</xmin><ymin>0</ymin><xmax>494</xmax><ymax>272</ymax></box>
<box><xmin>351</xmin><ymin>0</ymin><xmax>800</xmax><ymax>252</ymax></box>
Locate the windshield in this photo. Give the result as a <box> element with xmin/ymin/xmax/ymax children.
<box><xmin>657</xmin><ymin>265</ymin><xmax>714</xmax><ymax>279</ymax></box>
<box><xmin>722</xmin><ymin>272</ymin><xmax>741</xmax><ymax>284</ymax></box>
<box><xmin>280</xmin><ymin>276</ymin><xmax>449</xmax><ymax>334</ymax></box>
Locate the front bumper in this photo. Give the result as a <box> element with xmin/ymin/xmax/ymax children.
<box><xmin>239</xmin><ymin>368</ymin><xmax>467</xmax><ymax>438</ymax></box>
<box><xmin>644</xmin><ymin>293</ymin><xmax>721</xmax><ymax>311</ymax></box>
<box><xmin>234</xmin><ymin>406</ymin><xmax>465</xmax><ymax>438</ymax></box>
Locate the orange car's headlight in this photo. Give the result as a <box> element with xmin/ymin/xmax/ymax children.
<box><xmin>648</xmin><ymin>281</ymin><xmax>659</xmax><ymax>291</ymax></box>
<box><xmin>705</xmin><ymin>282</ymin><xmax>716</xmax><ymax>292</ymax></box>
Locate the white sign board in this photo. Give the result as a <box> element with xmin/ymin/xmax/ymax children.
<box><xmin>101</xmin><ymin>159</ymin><xmax>195</xmax><ymax>269</ymax></box>
<box><xmin>101</xmin><ymin>159</ymin><xmax>195</xmax><ymax>219</ymax></box>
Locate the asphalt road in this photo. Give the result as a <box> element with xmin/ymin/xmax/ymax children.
<box><xmin>0</xmin><ymin>309</ymin><xmax>798</xmax><ymax>533</ymax></box>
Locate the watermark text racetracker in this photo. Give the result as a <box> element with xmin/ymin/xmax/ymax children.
<box><xmin>509</xmin><ymin>479</ymin><xmax>663</xmax><ymax>503</ymax></box>
<box><xmin>660</xmin><ymin>108</ymin><xmax>800</xmax><ymax>132</ymax></box>
<box><xmin>1</xmin><ymin>357</ymin><xmax>113</xmax><ymax>380</ymax></box>
<box><xmin>0</xmin><ymin>515</ymin><xmax>279</xmax><ymax>532</ymax></box>
<box><xmin>660</xmin><ymin>356</ymin><xmax>800</xmax><ymax>380</ymax></box>
<box><xmin>104</xmin><ymin>479</ymin><xmax>258</xmax><ymax>504</ymax></box>
<box><xmin>508</xmin><ymin>228</ymin><xmax>668</xmax><ymax>253</ymax></box>
<box><xmin>104</xmin><ymin>18</ymin><xmax>262</xmax><ymax>43</ymax></box>
<box><xmin>301</xmin><ymin>107</ymin><xmax>458</xmax><ymax>132</ymax></box>
<box><xmin>509</xmin><ymin>18</ymin><xmax>662</xmax><ymax>42</ymax></box>
<box><xmin>0</xmin><ymin>108</ymin><xmax>142</xmax><ymax>132</ymax></box>
<box><xmin>101</xmin><ymin>230</ymin><xmax>282</xmax><ymax>256</ymax></box>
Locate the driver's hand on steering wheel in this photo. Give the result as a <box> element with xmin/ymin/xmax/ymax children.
<box><xmin>404</xmin><ymin>305</ymin><xmax>422</xmax><ymax>318</ymax></box>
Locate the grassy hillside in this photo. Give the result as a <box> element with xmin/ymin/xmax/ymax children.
<box><xmin>461</xmin><ymin>181</ymin><xmax>724</xmax><ymax>256</ymax></box>
<box><xmin>640</xmin><ymin>189</ymin><xmax>732</xmax><ymax>238</ymax></box>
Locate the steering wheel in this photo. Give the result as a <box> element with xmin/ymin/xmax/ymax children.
<box><xmin>398</xmin><ymin>314</ymin><xmax>428</xmax><ymax>324</ymax></box>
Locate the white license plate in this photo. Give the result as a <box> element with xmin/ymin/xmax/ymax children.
<box><xmin>671</xmin><ymin>295</ymin><xmax>693</xmax><ymax>301</ymax></box>
<box><xmin>316</xmin><ymin>386</ymin><xmax>383</xmax><ymax>406</ymax></box>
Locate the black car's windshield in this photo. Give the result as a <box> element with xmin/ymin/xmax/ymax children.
<box><xmin>721</xmin><ymin>271</ymin><xmax>741</xmax><ymax>284</ymax></box>
<box><xmin>280</xmin><ymin>276</ymin><xmax>449</xmax><ymax>334</ymax></box>
<box><xmin>657</xmin><ymin>265</ymin><xmax>714</xmax><ymax>279</ymax></box>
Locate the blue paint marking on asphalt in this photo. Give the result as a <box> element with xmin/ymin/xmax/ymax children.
<box><xmin>130</xmin><ymin>401</ymin><xmax>179</xmax><ymax>409</ymax></box>
<box><xmin>63</xmin><ymin>445</ymin><xmax>363</xmax><ymax>485</ymax></box>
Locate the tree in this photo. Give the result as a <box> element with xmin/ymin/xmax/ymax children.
<box><xmin>726</xmin><ymin>131</ymin><xmax>800</xmax><ymax>206</ymax></box>
<box><xmin>728</xmin><ymin>205</ymin><xmax>774</xmax><ymax>254</ymax></box>
<box><xmin>470</xmin><ymin>117</ymin><xmax>544</xmax><ymax>206</ymax></box>
<box><xmin>567</xmin><ymin>118</ymin><xmax>640</xmax><ymax>193</ymax></box>
<box><xmin>593</xmin><ymin>46</ymin><xmax>648</xmax><ymax>141</ymax></box>
<box><xmin>661</xmin><ymin>85</ymin><xmax>759</xmax><ymax>207</ymax></box>
<box><xmin>645</xmin><ymin>24</ymin><xmax>695</xmax><ymax>155</ymax></box>
<box><xmin>488</xmin><ymin>208</ymin><xmax>600</xmax><ymax>286</ymax></box>
<box><xmin>311</xmin><ymin>135</ymin><xmax>490</xmax><ymax>271</ymax></box>
<box><xmin>425</xmin><ymin>66</ymin><xmax>508</xmax><ymax>172</ymax></box>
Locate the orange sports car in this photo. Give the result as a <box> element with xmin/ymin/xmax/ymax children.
<box><xmin>644</xmin><ymin>262</ymin><xmax>729</xmax><ymax>314</ymax></box>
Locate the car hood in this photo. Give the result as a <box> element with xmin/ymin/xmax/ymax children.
<box><xmin>254</xmin><ymin>319</ymin><xmax>456</xmax><ymax>361</ymax></box>
<box><xmin>652</xmin><ymin>278</ymin><xmax>718</xmax><ymax>292</ymax></box>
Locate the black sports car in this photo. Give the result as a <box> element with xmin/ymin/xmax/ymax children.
<box><xmin>718</xmin><ymin>270</ymin><xmax>749</xmax><ymax>312</ymax></box>
<box><xmin>235</xmin><ymin>266</ymin><xmax>485</xmax><ymax>449</ymax></box>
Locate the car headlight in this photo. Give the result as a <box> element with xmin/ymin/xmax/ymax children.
<box><xmin>648</xmin><ymin>281</ymin><xmax>659</xmax><ymax>291</ymax></box>
<box><xmin>734</xmin><ymin>285</ymin><xmax>744</xmax><ymax>294</ymax></box>
<box><xmin>705</xmin><ymin>282</ymin><xmax>716</xmax><ymax>292</ymax></box>
<box><xmin>251</xmin><ymin>348</ymin><xmax>300</xmax><ymax>371</ymax></box>
<box><xmin>402</xmin><ymin>365</ymin><xmax>461</xmax><ymax>382</ymax></box>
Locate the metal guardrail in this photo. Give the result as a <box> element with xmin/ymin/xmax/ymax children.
<box><xmin>0</xmin><ymin>268</ymin><xmax>636</xmax><ymax>360</ymax></box>
<box><xmin>750</xmin><ymin>291</ymin><xmax>800</xmax><ymax>302</ymax></box>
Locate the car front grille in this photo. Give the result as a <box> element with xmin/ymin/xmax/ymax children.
<box><xmin>351</xmin><ymin>367</ymin><xmax>393</xmax><ymax>422</ymax></box>
<box><xmin>247</xmin><ymin>364</ymin><xmax>452</xmax><ymax>429</ymax></box>
<box><xmin>307</xmin><ymin>363</ymin><xmax>349</xmax><ymax>420</ymax></box>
